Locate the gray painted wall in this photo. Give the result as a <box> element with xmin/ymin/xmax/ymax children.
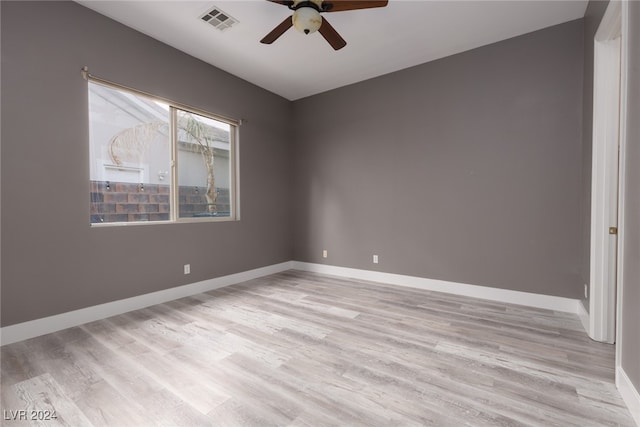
<box><xmin>580</xmin><ymin>0</ymin><xmax>609</xmax><ymax>313</ymax></box>
<box><xmin>0</xmin><ymin>1</ymin><xmax>293</xmax><ymax>327</ymax></box>
<box><xmin>292</xmin><ymin>20</ymin><xmax>585</xmax><ymax>298</ymax></box>
<box><xmin>621</xmin><ymin>0</ymin><xmax>640</xmax><ymax>399</ymax></box>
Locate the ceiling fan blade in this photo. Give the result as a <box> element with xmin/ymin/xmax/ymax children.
<box><xmin>266</xmin><ymin>0</ymin><xmax>294</xmax><ymax>6</ymax></box>
<box><xmin>260</xmin><ymin>16</ymin><xmax>293</xmax><ymax>44</ymax></box>
<box><xmin>318</xmin><ymin>18</ymin><xmax>346</xmax><ymax>50</ymax></box>
<box><xmin>322</xmin><ymin>0</ymin><xmax>388</xmax><ymax>12</ymax></box>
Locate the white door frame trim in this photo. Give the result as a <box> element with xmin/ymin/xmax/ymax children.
<box><xmin>589</xmin><ymin>0</ymin><xmax>623</xmax><ymax>344</ymax></box>
<box><xmin>611</xmin><ymin>6</ymin><xmax>639</xmax><ymax>425</ymax></box>
<box><xmin>615</xmin><ymin>0</ymin><xmax>629</xmax><ymax>368</ymax></box>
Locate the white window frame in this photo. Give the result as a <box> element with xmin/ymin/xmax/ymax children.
<box><xmin>86</xmin><ymin>73</ymin><xmax>239</xmax><ymax>226</ymax></box>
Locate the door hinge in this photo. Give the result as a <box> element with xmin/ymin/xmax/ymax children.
<box><xmin>609</xmin><ymin>227</ymin><xmax>618</xmax><ymax>235</ymax></box>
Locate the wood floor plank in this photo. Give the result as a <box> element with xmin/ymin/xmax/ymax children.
<box><xmin>1</xmin><ymin>271</ymin><xmax>635</xmax><ymax>426</ymax></box>
<box><xmin>11</xmin><ymin>373</ymin><xmax>94</xmax><ymax>427</ymax></box>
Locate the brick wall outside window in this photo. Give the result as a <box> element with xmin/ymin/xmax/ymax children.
<box><xmin>90</xmin><ymin>181</ymin><xmax>230</xmax><ymax>223</ymax></box>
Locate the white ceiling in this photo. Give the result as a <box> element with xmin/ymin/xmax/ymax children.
<box><xmin>75</xmin><ymin>0</ymin><xmax>588</xmax><ymax>101</ymax></box>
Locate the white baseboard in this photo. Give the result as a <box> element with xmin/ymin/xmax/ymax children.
<box><xmin>578</xmin><ymin>299</ymin><xmax>590</xmax><ymax>334</ymax></box>
<box><xmin>618</xmin><ymin>367</ymin><xmax>640</xmax><ymax>426</ymax></box>
<box><xmin>292</xmin><ymin>262</ymin><xmax>580</xmax><ymax>314</ymax></box>
<box><xmin>0</xmin><ymin>260</ymin><xmax>583</xmax><ymax>346</ymax></box>
<box><xmin>0</xmin><ymin>261</ymin><xmax>294</xmax><ymax>346</ymax></box>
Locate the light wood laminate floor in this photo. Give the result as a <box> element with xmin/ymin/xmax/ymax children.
<box><xmin>1</xmin><ymin>270</ymin><xmax>635</xmax><ymax>426</ymax></box>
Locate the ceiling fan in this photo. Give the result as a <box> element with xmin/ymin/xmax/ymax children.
<box><xmin>261</xmin><ymin>0</ymin><xmax>389</xmax><ymax>50</ymax></box>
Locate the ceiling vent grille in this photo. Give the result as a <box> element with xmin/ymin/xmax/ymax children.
<box><xmin>200</xmin><ymin>6</ymin><xmax>238</xmax><ymax>31</ymax></box>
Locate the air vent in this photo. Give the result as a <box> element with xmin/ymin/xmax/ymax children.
<box><xmin>200</xmin><ymin>6</ymin><xmax>238</xmax><ymax>31</ymax></box>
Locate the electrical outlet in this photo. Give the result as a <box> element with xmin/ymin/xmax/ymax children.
<box><xmin>322</xmin><ymin>250</ymin><xmax>328</xmax><ymax>258</ymax></box>
<box><xmin>373</xmin><ymin>255</ymin><xmax>379</xmax><ymax>264</ymax></box>
<box><xmin>184</xmin><ymin>264</ymin><xmax>191</xmax><ymax>275</ymax></box>
<box><xmin>584</xmin><ymin>284</ymin><xmax>588</xmax><ymax>299</ymax></box>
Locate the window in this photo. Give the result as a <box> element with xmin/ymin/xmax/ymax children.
<box><xmin>88</xmin><ymin>80</ymin><xmax>237</xmax><ymax>225</ymax></box>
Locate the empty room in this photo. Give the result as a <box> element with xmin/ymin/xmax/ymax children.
<box><xmin>1</xmin><ymin>0</ymin><xmax>639</xmax><ymax>425</ymax></box>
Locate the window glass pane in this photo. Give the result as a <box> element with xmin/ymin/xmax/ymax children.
<box><xmin>176</xmin><ymin>110</ymin><xmax>232</xmax><ymax>218</ymax></box>
<box><xmin>89</xmin><ymin>82</ymin><xmax>171</xmax><ymax>223</ymax></box>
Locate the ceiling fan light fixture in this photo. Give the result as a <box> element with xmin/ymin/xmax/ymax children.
<box><xmin>261</xmin><ymin>0</ymin><xmax>387</xmax><ymax>49</ymax></box>
<box><xmin>292</xmin><ymin>7</ymin><xmax>322</xmax><ymax>34</ymax></box>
